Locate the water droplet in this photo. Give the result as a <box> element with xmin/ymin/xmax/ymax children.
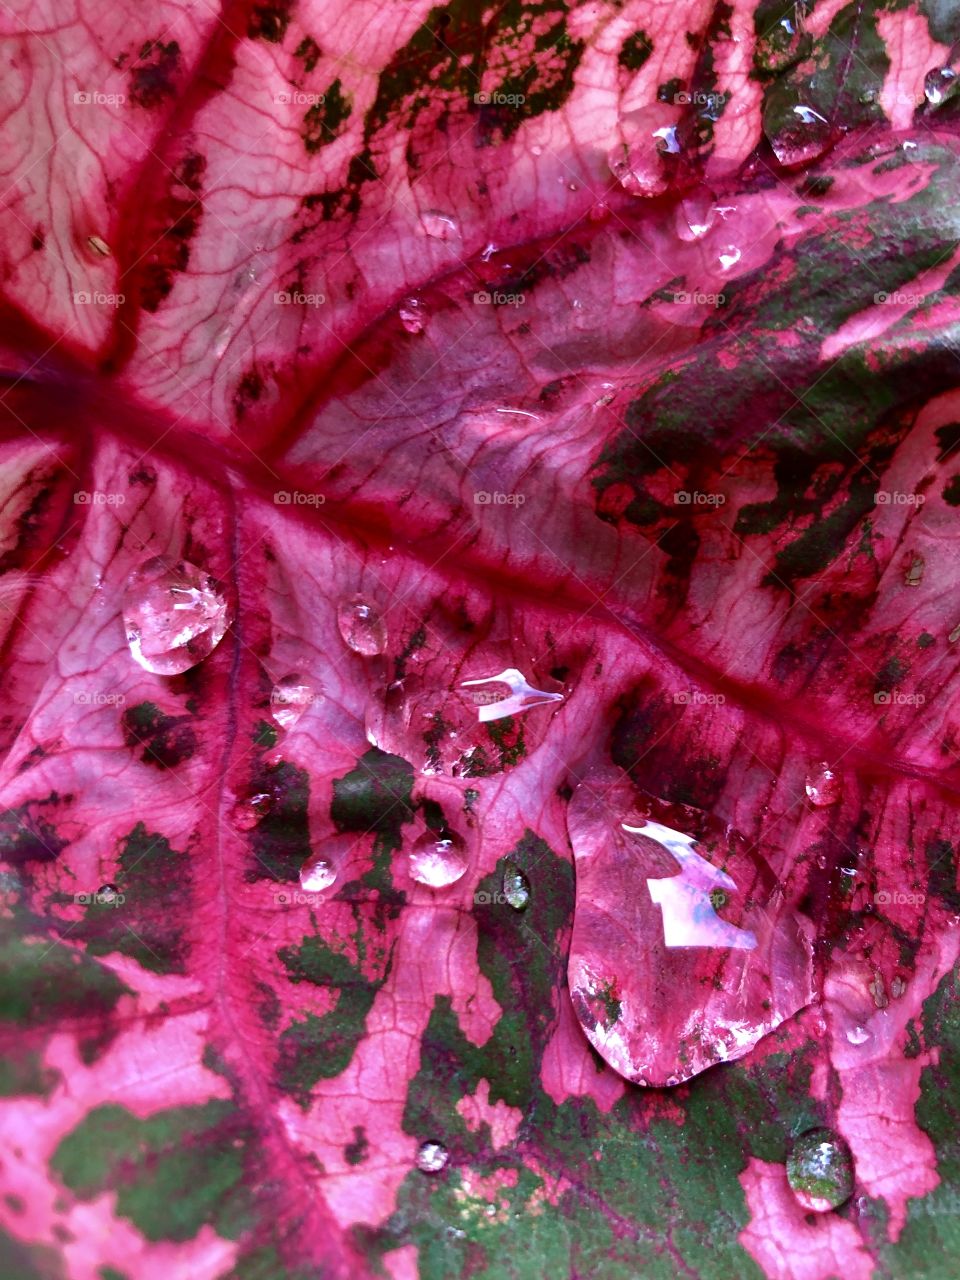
<box><xmin>890</xmin><ymin>975</ymin><xmax>906</xmax><ymax>999</ymax></box>
<box><xmin>924</xmin><ymin>66</ymin><xmax>957</xmax><ymax>107</ymax></box>
<box><xmin>846</xmin><ymin>1024</ymin><xmax>870</xmax><ymax>1045</ymax></box>
<box><xmin>399</xmin><ymin>297</ymin><xmax>426</xmax><ymax>334</ymax></box>
<box><xmin>717</xmin><ymin>245</ymin><xmax>742</xmax><ymax>272</ymax></box>
<box><xmin>676</xmin><ymin>192</ymin><xmax>717</xmax><ymax>241</ymax></box>
<box><xmin>502</xmin><ymin>862</ymin><xmax>530</xmax><ymax>910</ymax></box>
<box><xmin>664</xmin><ymin>1075</ymin><xmax>680</xmax><ymax>1087</ymax></box>
<box><xmin>300</xmin><ymin>855</ymin><xmax>336</xmax><ymax>893</ymax></box>
<box><xmin>416</xmin><ymin>1140</ymin><xmax>449</xmax><ymax>1173</ymax></box>
<box><xmin>230</xmin><ymin>792</ymin><xmax>272</xmax><ymax>830</ymax></box>
<box><xmin>270</xmin><ymin>674</ymin><xmax>317</xmax><ymax>731</ymax></box>
<box><xmin>653</xmin><ymin>125</ymin><xmax>681</xmax><ymax>155</ymax></box>
<box><xmin>766</xmin><ymin>102</ymin><xmax>832</xmax><ymax>169</ymax></box>
<box><xmin>480</xmin><ymin>242</ymin><xmax>498</xmax><ymax>261</ymax></box>
<box><xmin>97</xmin><ymin>883</ymin><xmax>120</xmax><ymax>904</ymax></box>
<box><xmin>420</xmin><ymin>211</ymin><xmax>460</xmax><ymax>241</ymax></box>
<box><xmin>337</xmin><ymin>596</ymin><xmax>387</xmax><ymax>656</ymax></box>
<box><xmin>567</xmin><ymin>771</ymin><xmax>814</xmax><ymax>1086</ymax></box>
<box><xmin>460</xmin><ymin>668</ymin><xmax>564</xmax><ymax>723</ymax></box>
<box><xmin>213</xmin><ymin>326</ymin><xmax>232</xmax><ymax>360</ymax></box>
<box><xmin>805</xmin><ymin>763</ymin><xmax>841</xmax><ymax>807</ymax></box>
<box><xmin>409</xmin><ymin>831</ymin><xmax>467</xmax><ymax>888</ymax></box>
<box><xmin>122</xmin><ymin>557</ymin><xmax>233</xmax><ymax>676</ymax></box>
<box><xmin>786</xmin><ymin>1128</ymin><xmax>854</xmax><ymax>1212</ymax></box>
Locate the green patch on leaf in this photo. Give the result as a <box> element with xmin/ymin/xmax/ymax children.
<box><xmin>0</xmin><ymin>1049</ymin><xmax>59</xmax><ymax>1096</ymax></box>
<box><xmin>0</xmin><ymin>932</ymin><xmax>130</xmax><ymax>1026</ymax></box>
<box><xmin>248</xmin><ymin>759</ymin><xmax>311</xmax><ymax>883</ymax></box>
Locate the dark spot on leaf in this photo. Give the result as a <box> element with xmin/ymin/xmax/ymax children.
<box><xmin>129</xmin><ymin>40</ymin><xmax>180</xmax><ymax>109</ymax></box>
<box><xmin>121</xmin><ymin>701</ymin><xmax>196</xmax><ymax>768</ymax></box>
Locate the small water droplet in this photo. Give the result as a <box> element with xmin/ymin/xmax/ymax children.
<box><xmin>230</xmin><ymin>792</ymin><xmax>272</xmax><ymax>830</ymax></box>
<box><xmin>300</xmin><ymin>855</ymin><xmax>336</xmax><ymax>893</ymax></box>
<box><xmin>337</xmin><ymin>596</ymin><xmax>387</xmax><ymax>656</ymax></box>
<box><xmin>213</xmin><ymin>326</ymin><xmax>232</xmax><ymax>360</ymax></box>
<box><xmin>97</xmin><ymin>883</ymin><xmax>120</xmax><ymax>904</ymax></box>
<box><xmin>416</xmin><ymin>1140</ymin><xmax>449</xmax><ymax>1173</ymax></box>
<box><xmin>653</xmin><ymin>125</ymin><xmax>681</xmax><ymax>155</ymax></box>
<box><xmin>676</xmin><ymin>192</ymin><xmax>717</xmax><ymax>241</ymax></box>
<box><xmin>717</xmin><ymin>245</ymin><xmax>742</xmax><ymax>272</ymax></box>
<box><xmin>420</xmin><ymin>211</ymin><xmax>460</xmax><ymax>241</ymax></box>
<box><xmin>846</xmin><ymin>1024</ymin><xmax>870</xmax><ymax>1045</ymax></box>
<box><xmin>924</xmin><ymin>66</ymin><xmax>957</xmax><ymax>107</ymax></box>
<box><xmin>766</xmin><ymin>101</ymin><xmax>832</xmax><ymax>169</ymax></box>
<box><xmin>399</xmin><ymin>297</ymin><xmax>426</xmax><ymax>334</ymax></box>
<box><xmin>502</xmin><ymin>862</ymin><xmax>530</xmax><ymax>910</ymax></box>
<box><xmin>805</xmin><ymin>763</ymin><xmax>841</xmax><ymax>807</ymax></box>
<box><xmin>409</xmin><ymin>830</ymin><xmax>467</xmax><ymax>888</ymax></box>
<box><xmin>664</xmin><ymin>1074</ymin><xmax>680</xmax><ymax>1087</ymax></box>
<box><xmin>122</xmin><ymin>557</ymin><xmax>233</xmax><ymax>676</ymax></box>
<box><xmin>531</xmin><ymin>144</ymin><xmax>543</xmax><ymax>156</ymax></box>
<box><xmin>480</xmin><ymin>242</ymin><xmax>497</xmax><ymax>261</ymax></box>
<box><xmin>786</xmin><ymin>1128</ymin><xmax>854</xmax><ymax>1212</ymax></box>
<box><xmin>270</xmin><ymin>674</ymin><xmax>317</xmax><ymax>731</ymax></box>
<box><xmin>460</xmin><ymin>668</ymin><xmax>564</xmax><ymax>722</ymax></box>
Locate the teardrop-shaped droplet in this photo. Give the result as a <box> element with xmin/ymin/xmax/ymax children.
<box><xmin>924</xmin><ymin>66</ymin><xmax>957</xmax><ymax>107</ymax></box>
<box><xmin>230</xmin><ymin>792</ymin><xmax>272</xmax><ymax>831</ymax></box>
<box><xmin>502</xmin><ymin>862</ymin><xmax>530</xmax><ymax>910</ymax></box>
<box><xmin>270</xmin><ymin>674</ymin><xmax>317</xmax><ymax>730</ymax></box>
<box><xmin>420</xmin><ymin>211</ymin><xmax>460</xmax><ymax>241</ymax></box>
<box><xmin>399</xmin><ymin>297</ymin><xmax>426</xmax><ymax>334</ymax></box>
<box><xmin>805</xmin><ymin>762</ymin><xmax>841</xmax><ymax>807</ymax></box>
<box><xmin>409</xmin><ymin>831</ymin><xmax>467</xmax><ymax>888</ymax></box>
<box><xmin>460</xmin><ymin>668</ymin><xmax>563</xmax><ymax>722</ymax></box>
<box><xmin>300</xmin><ymin>855</ymin><xmax>336</xmax><ymax>893</ymax></box>
<box><xmin>567</xmin><ymin>770</ymin><xmax>815</xmax><ymax>1086</ymax></box>
<box><xmin>337</xmin><ymin>596</ymin><xmax>387</xmax><ymax>656</ymax></box>
<box><xmin>122</xmin><ymin>557</ymin><xmax>233</xmax><ymax>676</ymax></box>
<box><xmin>97</xmin><ymin>883</ymin><xmax>120</xmax><ymax>905</ymax></box>
<box><xmin>675</xmin><ymin>191</ymin><xmax>717</xmax><ymax>241</ymax></box>
<box><xmin>765</xmin><ymin>102</ymin><xmax>832</xmax><ymax>169</ymax></box>
<box><xmin>416</xmin><ymin>1140</ymin><xmax>449</xmax><ymax>1173</ymax></box>
<box><xmin>786</xmin><ymin>1128</ymin><xmax>854</xmax><ymax>1212</ymax></box>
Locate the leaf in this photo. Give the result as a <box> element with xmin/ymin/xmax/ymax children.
<box><xmin>1</xmin><ymin>1</ymin><xmax>960</xmax><ymax>1277</ymax></box>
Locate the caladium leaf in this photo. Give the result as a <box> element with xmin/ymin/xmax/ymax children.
<box><xmin>1</xmin><ymin>0</ymin><xmax>960</xmax><ymax>1277</ymax></box>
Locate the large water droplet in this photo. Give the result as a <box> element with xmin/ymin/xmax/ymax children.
<box><xmin>300</xmin><ymin>855</ymin><xmax>336</xmax><ymax>893</ymax></box>
<box><xmin>97</xmin><ymin>883</ymin><xmax>120</xmax><ymax>905</ymax></box>
<box><xmin>399</xmin><ymin>297</ymin><xmax>426</xmax><ymax>334</ymax></box>
<box><xmin>122</xmin><ymin>557</ymin><xmax>233</xmax><ymax>676</ymax></box>
<box><xmin>924</xmin><ymin>66</ymin><xmax>957</xmax><ymax>107</ymax></box>
<box><xmin>230</xmin><ymin>792</ymin><xmax>272</xmax><ymax>831</ymax></box>
<box><xmin>409</xmin><ymin>830</ymin><xmax>467</xmax><ymax>888</ymax></box>
<box><xmin>766</xmin><ymin>102</ymin><xmax>832</xmax><ymax>169</ymax></box>
<box><xmin>420</xmin><ymin>211</ymin><xmax>460</xmax><ymax>241</ymax></box>
<box><xmin>270</xmin><ymin>674</ymin><xmax>317</xmax><ymax>731</ymax></box>
<box><xmin>675</xmin><ymin>192</ymin><xmax>717</xmax><ymax>241</ymax></box>
<box><xmin>337</xmin><ymin>596</ymin><xmax>387</xmax><ymax>656</ymax></box>
<box><xmin>502</xmin><ymin>862</ymin><xmax>530</xmax><ymax>910</ymax></box>
<box><xmin>416</xmin><ymin>1140</ymin><xmax>449</xmax><ymax>1173</ymax></box>
<box><xmin>567</xmin><ymin>771</ymin><xmax>815</xmax><ymax>1086</ymax></box>
<box><xmin>460</xmin><ymin>668</ymin><xmax>564</xmax><ymax>722</ymax></box>
<box><xmin>786</xmin><ymin>1129</ymin><xmax>854</xmax><ymax>1212</ymax></box>
<box><xmin>805</xmin><ymin>762</ymin><xmax>841</xmax><ymax>807</ymax></box>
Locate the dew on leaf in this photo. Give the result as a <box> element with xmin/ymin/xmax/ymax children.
<box><xmin>675</xmin><ymin>191</ymin><xmax>717</xmax><ymax>241</ymax></box>
<box><xmin>924</xmin><ymin>67</ymin><xmax>957</xmax><ymax>107</ymax></box>
<box><xmin>460</xmin><ymin>668</ymin><xmax>563</xmax><ymax>723</ymax></box>
<box><xmin>786</xmin><ymin>1128</ymin><xmax>854</xmax><ymax>1212</ymax></box>
<box><xmin>805</xmin><ymin>762</ymin><xmax>841</xmax><ymax>807</ymax></box>
<box><xmin>337</xmin><ymin>596</ymin><xmax>387</xmax><ymax>656</ymax></box>
<box><xmin>122</xmin><ymin>557</ymin><xmax>233</xmax><ymax>676</ymax></box>
<box><xmin>270</xmin><ymin>674</ymin><xmax>317</xmax><ymax>730</ymax></box>
<box><xmin>766</xmin><ymin>103</ymin><xmax>832</xmax><ymax>169</ymax></box>
<box><xmin>420</xmin><ymin>211</ymin><xmax>460</xmax><ymax>241</ymax></box>
<box><xmin>230</xmin><ymin>792</ymin><xmax>273</xmax><ymax>831</ymax></box>
<box><xmin>300</xmin><ymin>855</ymin><xmax>336</xmax><ymax>893</ymax></box>
<box><xmin>416</xmin><ymin>1140</ymin><xmax>449</xmax><ymax>1173</ymax></box>
<box><xmin>502</xmin><ymin>862</ymin><xmax>530</xmax><ymax>910</ymax></box>
<box><xmin>96</xmin><ymin>884</ymin><xmax>120</xmax><ymax>905</ymax></box>
<box><xmin>399</xmin><ymin>296</ymin><xmax>426</xmax><ymax>334</ymax></box>
<box><xmin>409</xmin><ymin>831</ymin><xmax>467</xmax><ymax>888</ymax></box>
